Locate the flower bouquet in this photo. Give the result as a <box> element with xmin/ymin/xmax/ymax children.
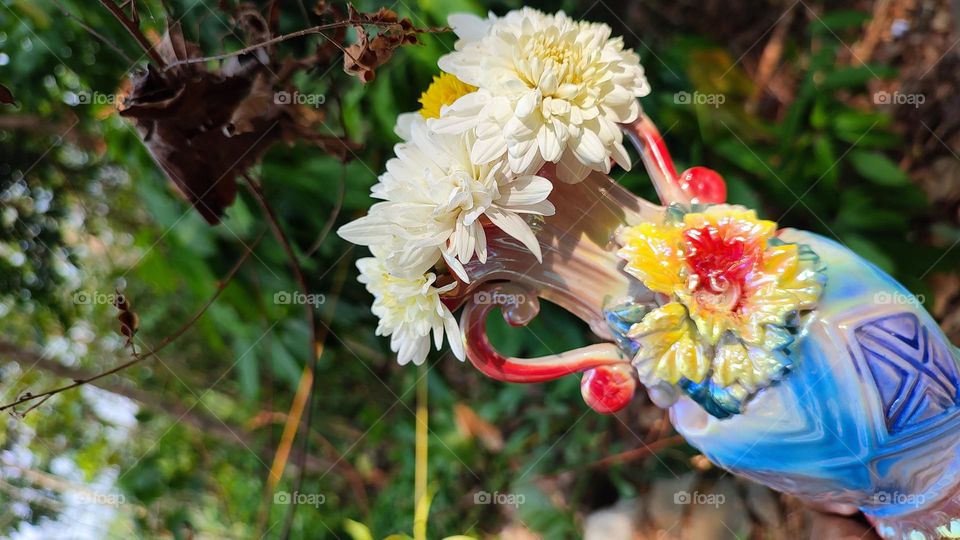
<box><xmin>339</xmin><ymin>9</ymin><xmax>960</xmax><ymax>539</ymax></box>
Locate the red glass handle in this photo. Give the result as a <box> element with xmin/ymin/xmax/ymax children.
<box><xmin>460</xmin><ymin>284</ymin><xmax>636</xmax><ymax>413</ymax></box>
<box><xmin>623</xmin><ymin>115</ymin><xmax>727</xmax><ymax>205</ymax></box>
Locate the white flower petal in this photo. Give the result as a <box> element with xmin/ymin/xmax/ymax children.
<box><xmin>486</xmin><ymin>207</ymin><xmax>543</xmax><ymax>262</ymax></box>
<box><xmin>515</xmin><ymin>89</ymin><xmax>541</xmax><ymax>118</ymax></box>
<box><xmin>499</xmin><ymin>175</ymin><xmax>553</xmax><ymax>207</ymax></box>
<box><xmin>573</xmin><ymin>128</ymin><xmax>606</xmax><ymax>165</ymax></box>
<box><xmin>394</xmin><ymin>112</ymin><xmax>423</xmax><ymax>141</ymax></box>
<box><xmin>471</xmin><ymin>131</ymin><xmax>508</xmax><ymax>165</ymax></box>
<box><xmin>509</xmin><ymin>200</ymin><xmax>555</xmax><ymax>216</ymax></box>
<box><xmin>537</xmin><ymin>124</ymin><xmax>563</xmax><ymax>162</ymax></box>
<box><xmin>429</xmin><ymin>91</ymin><xmax>488</xmax><ymax>134</ymax></box>
<box><xmin>507</xmin><ymin>138</ymin><xmax>545</xmax><ymax>175</ymax></box>
<box><xmin>555</xmin><ymin>152</ymin><xmax>591</xmax><ymax>183</ymax></box>
<box><xmin>442</xmin><ymin>250</ymin><xmax>470</xmax><ymax>283</ymax></box>
<box><xmin>611</xmin><ymin>140</ymin><xmax>632</xmax><ymax>170</ymax></box>
<box><xmin>337</xmin><ymin>215</ymin><xmax>393</xmax><ymax>246</ymax></box>
<box><xmin>443</xmin><ymin>305</ymin><xmax>465</xmax><ymax>361</ymax></box>
<box><xmin>449</xmin><ymin>13</ymin><xmax>491</xmax><ymax>42</ymax></box>
<box><xmin>357</xmin><ymin>257</ymin><xmax>461</xmax><ymax>366</ymax></box>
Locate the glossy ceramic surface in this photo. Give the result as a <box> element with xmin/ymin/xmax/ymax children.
<box><xmin>449</xmin><ymin>114</ymin><xmax>960</xmax><ymax>539</ymax></box>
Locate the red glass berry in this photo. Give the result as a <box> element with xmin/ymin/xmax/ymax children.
<box><xmin>581</xmin><ymin>364</ymin><xmax>637</xmax><ymax>414</ymax></box>
<box><xmin>679</xmin><ymin>166</ymin><xmax>727</xmax><ymax>204</ymax></box>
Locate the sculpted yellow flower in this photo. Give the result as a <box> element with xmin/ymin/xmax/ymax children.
<box><xmin>628</xmin><ymin>302</ymin><xmax>709</xmax><ymax>384</ymax></box>
<box><xmin>617</xmin><ymin>205</ymin><xmax>825</xmax><ymax>389</ymax></box>
<box><xmin>616</xmin><ymin>222</ymin><xmax>685</xmax><ymax>294</ymax></box>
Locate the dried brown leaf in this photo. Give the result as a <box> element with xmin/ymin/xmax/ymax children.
<box><xmin>0</xmin><ymin>83</ymin><xmax>14</xmax><ymax>105</ymax></box>
<box><xmin>114</xmin><ymin>291</ymin><xmax>140</xmax><ymax>339</ymax></box>
<box><xmin>342</xmin><ymin>5</ymin><xmax>427</xmax><ymax>83</ymax></box>
<box><xmin>454</xmin><ymin>403</ymin><xmax>504</xmax><ymax>452</ymax></box>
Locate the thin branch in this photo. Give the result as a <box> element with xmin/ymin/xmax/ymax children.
<box><xmin>99</xmin><ymin>0</ymin><xmax>166</xmax><ymax>67</ymax></box>
<box><xmin>162</xmin><ymin>20</ymin><xmax>353</xmax><ymax>71</ymax></box>
<box><xmin>0</xmin><ymin>341</ymin><xmax>258</xmax><ymax>445</ymax></box>
<box><xmin>246</xmin><ymin>371</ymin><xmax>370</xmax><ymax>511</ymax></box>
<box><xmin>585</xmin><ymin>434</ymin><xmax>685</xmax><ymax>470</ymax></box>
<box><xmin>242</xmin><ymin>176</ymin><xmax>361</xmax><ymax>539</ymax></box>
<box><xmin>53</xmin><ymin>0</ymin><xmax>136</xmax><ymax>64</ymax></box>
<box><xmin>162</xmin><ymin>19</ymin><xmax>449</xmax><ymax>72</ymax></box>
<box><xmin>304</xmin><ymin>164</ymin><xmax>345</xmax><ymax>257</ymax></box>
<box><xmin>242</xmin><ymin>175</ymin><xmax>316</xmax><ymax>384</ymax></box>
<box><xmin>0</xmin><ymin>232</ymin><xmax>264</xmax><ymax>414</ymax></box>
<box><xmin>242</xmin><ymin>174</ymin><xmax>321</xmax><ymax>539</ymax></box>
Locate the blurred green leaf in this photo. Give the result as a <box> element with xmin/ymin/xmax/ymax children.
<box><xmin>809</xmin><ymin>10</ymin><xmax>871</xmax><ymax>33</ymax></box>
<box><xmin>818</xmin><ymin>66</ymin><xmax>891</xmax><ymax>90</ymax></box>
<box><xmin>849</xmin><ymin>150</ymin><xmax>911</xmax><ymax>186</ymax></box>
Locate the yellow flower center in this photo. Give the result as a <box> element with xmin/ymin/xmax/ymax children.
<box><xmin>418</xmin><ymin>73</ymin><xmax>476</xmax><ymax>119</ymax></box>
<box><xmin>518</xmin><ymin>31</ymin><xmax>586</xmax><ymax>89</ymax></box>
<box><xmin>533</xmin><ymin>33</ymin><xmax>575</xmax><ymax>66</ymax></box>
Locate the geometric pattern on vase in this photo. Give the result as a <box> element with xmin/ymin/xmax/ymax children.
<box><xmin>855</xmin><ymin>312</ymin><xmax>960</xmax><ymax>436</ymax></box>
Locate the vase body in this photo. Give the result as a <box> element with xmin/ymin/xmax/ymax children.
<box><xmin>454</xmin><ymin>117</ymin><xmax>960</xmax><ymax>539</ymax></box>
<box><xmin>669</xmin><ymin>229</ymin><xmax>960</xmax><ymax>539</ymax></box>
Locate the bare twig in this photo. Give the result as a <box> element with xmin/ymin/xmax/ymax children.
<box><xmin>849</xmin><ymin>0</ymin><xmax>894</xmax><ymax>65</ymax></box>
<box><xmin>99</xmin><ymin>0</ymin><xmax>166</xmax><ymax>67</ymax></box>
<box><xmin>0</xmin><ymin>232</ymin><xmax>264</xmax><ymax>414</ymax></box>
<box><xmin>53</xmin><ymin>0</ymin><xmax>136</xmax><ymax>64</ymax></box>
<box><xmin>586</xmin><ymin>435</ymin><xmax>685</xmax><ymax>470</ymax></box>
<box><xmin>242</xmin><ymin>174</ymin><xmax>321</xmax><ymax>538</ymax></box>
<box><xmin>163</xmin><ymin>20</ymin><xmax>355</xmax><ymax>71</ymax></box>
<box><xmin>162</xmin><ymin>19</ymin><xmax>449</xmax><ymax>72</ymax></box>
<box><xmin>304</xmin><ymin>164</ymin><xmax>346</xmax><ymax>257</ymax></box>
<box><xmin>244</xmin><ymin>176</ymin><xmax>356</xmax><ymax>537</ymax></box>
<box><xmin>0</xmin><ymin>341</ymin><xmax>259</xmax><ymax>445</ymax></box>
<box><xmin>747</xmin><ymin>3</ymin><xmax>796</xmax><ymax>112</ymax></box>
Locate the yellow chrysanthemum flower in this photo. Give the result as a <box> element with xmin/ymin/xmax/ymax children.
<box><xmin>418</xmin><ymin>73</ymin><xmax>476</xmax><ymax>119</ymax></box>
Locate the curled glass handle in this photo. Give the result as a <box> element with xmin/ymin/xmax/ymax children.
<box><xmin>459</xmin><ymin>282</ymin><xmax>636</xmax><ymax>413</ymax></box>
<box><xmin>622</xmin><ymin>114</ymin><xmax>727</xmax><ymax>206</ymax></box>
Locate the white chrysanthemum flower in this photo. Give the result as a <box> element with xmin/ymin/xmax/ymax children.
<box><xmin>338</xmin><ymin>120</ymin><xmax>555</xmax><ymax>282</ymax></box>
<box><xmin>433</xmin><ymin>8</ymin><xmax>651</xmax><ymax>183</ymax></box>
<box><xmin>357</xmin><ymin>256</ymin><xmax>464</xmax><ymax>365</ymax></box>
